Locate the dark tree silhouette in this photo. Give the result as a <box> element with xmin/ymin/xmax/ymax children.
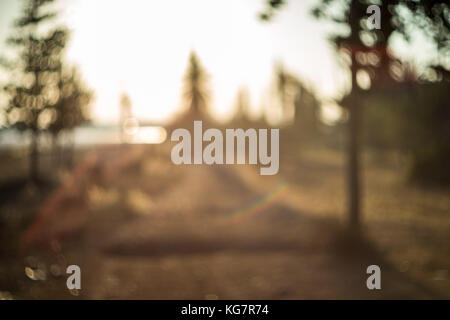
<box><xmin>182</xmin><ymin>52</ymin><xmax>210</xmax><ymax>117</ymax></box>
<box><xmin>261</xmin><ymin>0</ymin><xmax>449</xmax><ymax>228</ymax></box>
<box><xmin>3</xmin><ymin>0</ymin><xmax>68</xmax><ymax>181</ymax></box>
<box><xmin>119</xmin><ymin>92</ymin><xmax>133</xmax><ymax>142</ymax></box>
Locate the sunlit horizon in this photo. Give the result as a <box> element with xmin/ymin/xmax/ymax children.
<box><xmin>0</xmin><ymin>0</ymin><xmax>433</xmax><ymax>126</ymax></box>
<box><xmin>0</xmin><ymin>0</ymin><xmax>351</xmax><ymax>126</ymax></box>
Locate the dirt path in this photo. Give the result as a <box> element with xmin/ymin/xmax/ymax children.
<box><xmin>20</xmin><ymin>145</ymin><xmax>441</xmax><ymax>299</ymax></box>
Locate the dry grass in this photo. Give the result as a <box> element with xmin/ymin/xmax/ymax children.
<box><xmin>0</xmin><ymin>143</ymin><xmax>449</xmax><ymax>299</ymax></box>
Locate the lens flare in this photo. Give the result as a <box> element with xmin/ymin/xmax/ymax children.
<box><xmin>225</xmin><ymin>184</ymin><xmax>288</xmax><ymax>223</ymax></box>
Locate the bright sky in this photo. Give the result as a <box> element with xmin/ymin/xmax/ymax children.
<box><xmin>0</xmin><ymin>0</ymin><xmax>355</xmax><ymax>125</ymax></box>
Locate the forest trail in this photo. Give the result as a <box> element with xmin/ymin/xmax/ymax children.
<box><xmin>19</xmin><ymin>144</ymin><xmax>440</xmax><ymax>299</ymax></box>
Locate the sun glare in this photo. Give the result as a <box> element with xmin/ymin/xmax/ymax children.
<box><xmin>57</xmin><ymin>0</ymin><xmax>345</xmax><ymax>125</ymax></box>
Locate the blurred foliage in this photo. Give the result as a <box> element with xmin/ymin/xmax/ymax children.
<box><xmin>264</xmin><ymin>0</ymin><xmax>450</xmax><ymax>186</ymax></box>
<box><xmin>259</xmin><ymin>0</ymin><xmax>286</xmax><ymax>21</ymax></box>
<box><xmin>274</xmin><ymin>64</ymin><xmax>320</xmax><ymax>143</ymax></box>
<box><xmin>3</xmin><ymin>0</ymin><xmax>68</xmax><ymax>133</ymax></box>
<box><xmin>313</xmin><ymin>0</ymin><xmax>449</xmax><ymax>187</ymax></box>
<box><xmin>47</xmin><ymin>67</ymin><xmax>92</xmax><ymax>139</ymax></box>
<box><xmin>311</xmin><ymin>0</ymin><xmax>449</xmax><ymax>61</ymax></box>
<box><xmin>182</xmin><ymin>52</ymin><xmax>210</xmax><ymax>117</ymax></box>
<box><xmin>403</xmin><ymin>81</ymin><xmax>450</xmax><ymax>185</ymax></box>
<box><xmin>1</xmin><ymin>0</ymin><xmax>92</xmax><ymax>178</ymax></box>
<box><xmin>363</xmin><ymin>79</ymin><xmax>450</xmax><ymax>185</ymax></box>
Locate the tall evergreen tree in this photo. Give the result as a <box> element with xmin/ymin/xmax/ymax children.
<box><xmin>182</xmin><ymin>52</ymin><xmax>210</xmax><ymax>117</ymax></box>
<box><xmin>3</xmin><ymin>0</ymin><xmax>68</xmax><ymax>181</ymax></box>
<box><xmin>261</xmin><ymin>0</ymin><xmax>449</xmax><ymax>228</ymax></box>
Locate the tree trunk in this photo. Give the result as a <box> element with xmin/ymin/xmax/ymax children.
<box><xmin>348</xmin><ymin>53</ymin><xmax>361</xmax><ymax>229</ymax></box>
<box><xmin>30</xmin><ymin>131</ymin><xmax>39</xmax><ymax>182</ymax></box>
